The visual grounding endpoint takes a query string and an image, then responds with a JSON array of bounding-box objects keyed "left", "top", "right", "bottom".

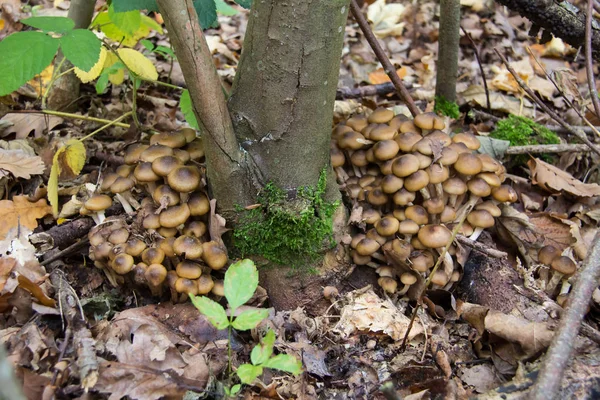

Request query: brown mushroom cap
[
  {"left": 414, "top": 112, "right": 445, "bottom": 131},
  {"left": 116, "top": 164, "right": 134, "bottom": 178},
  {"left": 440, "top": 206, "right": 457, "bottom": 223},
  {"left": 211, "top": 280, "right": 225, "bottom": 297},
  {"left": 85, "top": 194, "right": 112, "bottom": 212},
  {"left": 373, "top": 140, "right": 400, "bottom": 161},
  {"left": 153, "top": 185, "right": 180, "bottom": 207},
  {"left": 145, "top": 263, "right": 168, "bottom": 287},
  {"left": 378, "top": 276, "right": 398, "bottom": 293},
  {"left": 454, "top": 153, "right": 483, "bottom": 176},
  {"left": 376, "top": 265, "right": 394, "bottom": 278},
  {"left": 173, "top": 148, "right": 191, "bottom": 164},
  {"left": 150, "top": 131, "right": 187, "bottom": 148},
  {"left": 140, "top": 144, "right": 174, "bottom": 163},
  {"left": 418, "top": 224, "right": 452, "bottom": 248},
  {"left": 551, "top": 256, "right": 576, "bottom": 275},
  {"left": 467, "top": 178, "right": 492, "bottom": 198},
  {"left": 423, "top": 198, "right": 445, "bottom": 215},
  {"left": 395, "top": 132, "right": 423, "bottom": 152},
  {"left": 202, "top": 241, "right": 228, "bottom": 270},
  {"left": 375, "top": 216, "right": 400, "bottom": 236},
  {"left": 491, "top": 185, "right": 518, "bottom": 203},
  {"left": 185, "top": 139, "right": 205, "bottom": 160},
  {"left": 467, "top": 210, "right": 495, "bottom": 229},
  {"left": 173, "top": 235, "right": 203, "bottom": 259},
  {"left": 141, "top": 247, "right": 165, "bottom": 265},
  {"left": 428, "top": 130, "right": 452, "bottom": 146},
  {"left": 111, "top": 253, "right": 135, "bottom": 275},
  {"left": 393, "top": 188, "right": 416, "bottom": 206},
  {"left": 188, "top": 192, "right": 210, "bottom": 216},
  {"left": 475, "top": 201, "right": 501, "bottom": 217},
  {"left": 477, "top": 172, "right": 501, "bottom": 187},
  {"left": 159, "top": 203, "right": 191, "bottom": 228},
  {"left": 110, "top": 176, "right": 135, "bottom": 194},
  {"left": 181, "top": 127, "right": 197, "bottom": 143},
  {"left": 404, "top": 170, "right": 430, "bottom": 192},
  {"left": 167, "top": 166, "right": 201, "bottom": 193},
  {"left": 538, "top": 245, "right": 561, "bottom": 265},
  {"left": 323, "top": 286, "right": 339, "bottom": 299},
  {"left": 331, "top": 147, "right": 346, "bottom": 168},
  {"left": 399, "top": 219, "right": 420, "bottom": 236},
  {"left": 356, "top": 238, "right": 381, "bottom": 256},
  {"left": 100, "top": 173, "right": 120, "bottom": 192},
  {"left": 399, "top": 120, "right": 421, "bottom": 134},
  {"left": 405, "top": 205, "right": 429, "bottom": 225},
  {"left": 108, "top": 228, "right": 130, "bottom": 245},
  {"left": 392, "top": 154, "right": 420, "bottom": 178},
  {"left": 346, "top": 115, "right": 368, "bottom": 132},
  {"left": 158, "top": 227, "right": 178, "bottom": 238},
  {"left": 338, "top": 131, "right": 367, "bottom": 150},
  {"left": 452, "top": 133, "right": 480, "bottom": 150},
  {"left": 125, "top": 238, "right": 147, "bottom": 257},
  {"left": 443, "top": 177, "right": 467, "bottom": 196},
  {"left": 350, "top": 150, "right": 369, "bottom": 167},
  {"left": 176, "top": 261, "right": 203, "bottom": 280},
  {"left": 438, "top": 146, "right": 459, "bottom": 166},
  {"left": 427, "top": 164, "right": 449, "bottom": 184},
  {"left": 368, "top": 107, "right": 395, "bottom": 124},
  {"left": 370, "top": 124, "right": 397, "bottom": 141},
  {"left": 400, "top": 272, "right": 418, "bottom": 285},
  {"left": 197, "top": 275, "right": 215, "bottom": 294},
  {"left": 389, "top": 114, "right": 409, "bottom": 130},
  {"left": 362, "top": 208, "right": 381, "bottom": 224},
  {"left": 183, "top": 220, "right": 208, "bottom": 238},
  {"left": 412, "top": 137, "right": 435, "bottom": 155},
  {"left": 479, "top": 154, "right": 502, "bottom": 173},
  {"left": 410, "top": 251, "right": 435, "bottom": 272},
  {"left": 367, "top": 188, "right": 388, "bottom": 207},
  {"left": 143, "top": 213, "right": 161, "bottom": 230},
  {"left": 124, "top": 144, "right": 149, "bottom": 165},
  {"left": 412, "top": 152, "right": 433, "bottom": 169},
  {"left": 430, "top": 270, "right": 448, "bottom": 286},
  {"left": 152, "top": 155, "right": 182, "bottom": 177},
  {"left": 381, "top": 175, "right": 404, "bottom": 194},
  {"left": 134, "top": 162, "right": 160, "bottom": 183},
  {"left": 175, "top": 278, "right": 199, "bottom": 296}
]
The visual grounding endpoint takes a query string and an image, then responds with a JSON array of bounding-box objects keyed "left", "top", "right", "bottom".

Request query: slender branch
[
  {"left": 349, "top": 0, "right": 420, "bottom": 117},
  {"left": 505, "top": 143, "right": 590, "bottom": 154},
  {"left": 585, "top": 0, "right": 600, "bottom": 119},
  {"left": 531, "top": 232, "right": 600, "bottom": 400},
  {"left": 79, "top": 112, "right": 132, "bottom": 142},
  {"left": 461, "top": 26, "right": 490, "bottom": 112},
  {"left": 494, "top": 49, "right": 600, "bottom": 157},
  {"left": 335, "top": 82, "right": 414, "bottom": 100},
  {"left": 455, "top": 235, "right": 508, "bottom": 258},
  {"left": 11, "top": 109, "right": 130, "bottom": 128}
]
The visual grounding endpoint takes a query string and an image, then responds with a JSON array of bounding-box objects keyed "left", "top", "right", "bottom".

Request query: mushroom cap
[
  {"left": 125, "top": 238, "right": 147, "bottom": 257},
  {"left": 381, "top": 174, "right": 404, "bottom": 194},
  {"left": 159, "top": 203, "right": 191, "bottom": 228},
  {"left": 412, "top": 137, "right": 435, "bottom": 155},
  {"left": 538, "top": 245, "right": 560, "bottom": 265},
  {"left": 108, "top": 228, "right": 130, "bottom": 245},
  {"left": 423, "top": 198, "right": 445, "bottom": 215},
  {"left": 141, "top": 247, "right": 165, "bottom": 265},
  {"left": 399, "top": 219, "right": 420, "bottom": 235},
  {"left": 551, "top": 256, "right": 576, "bottom": 275},
  {"left": 150, "top": 131, "right": 187, "bottom": 148},
  {"left": 427, "top": 164, "right": 449, "bottom": 184},
  {"left": 185, "top": 139, "right": 205, "bottom": 160},
  {"left": 124, "top": 143, "right": 149, "bottom": 165},
  {"left": 111, "top": 253, "right": 135, "bottom": 275},
  {"left": 492, "top": 185, "right": 518, "bottom": 203},
  {"left": 197, "top": 275, "right": 215, "bottom": 294},
  {"left": 362, "top": 208, "right": 381, "bottom": 224},
  {"left": 331, "top": 146, "right": 346, "bottom": 168},
  {"left": 158, "top": 227, "right": 178, "bottom": 238},
  {"left": 143, "top": 213, "right": 161, "bottom": 230},
  {"left": 399, "top": 120, "right": 421, "bottom": 134},
  {"left": 477, "top": 172, "right": 502, "bottom": 187},
  {"left": 373, "top": 140, "right": 400, "bottom": 161},
  {"left": 467, "top": 178, "right": 492, "bottom": 197},
  {"left": 323, "top": 286, "right": 339, "bottom": 299},
  {"left": 479, "top": 154, "right": 502, "bottom": 173},
  {"left": 395, "top": 132, "right": 423, "bottom": 152},
  {"left": 438, "top": 147, "right": 459, "bottom": 166},
  {"left": 346, "top": 114, "right": 368, "bottom": 132},
  {"left": 188, "top": 192, "right": 210, "bottom": 216},
  {"left": 467, "top": 210, "right": 495, "bottom": 229},
  {"left": 173, "top": 148, "right": 191, "bottom": 164},
  {"left": 173, "top": 235, "right": 204, "bottom": 259},
  {"left": 452, "top": 133, "right": 480, "bottom": 150},
  {"left": 181, "top": 127, "right": 197, "bottom": 143},
  {"left": 338, "top": 131, "right": 367, "bottom": 150},
  {"left": 392, "top": 207, "right": 406, "bottom": 221},
  {"left": 85, "top": 194, "right": 112, "bottom": 211},
  {"left": 134, "top": 162, "right": 160, "bottom": 183},
  {"left": 212, "top": 280, "right": 225, "bottom": 297},
  {"left": 454, "top": 153, "right": 483, "bottom": 176},
  {"left": 368, "top": 107, "right": 395, "bottom": 124},
  {"left": 110, "top": 176, "right": 135, "bottom": 194},
  {"left": 116, "top": 164, "right": 134, "bottom": 178},
  {"left": 183, "top": 220, "right": 208, "bottom": 238},
  {"left": 153, "top": 185, "right": 180, "bottom": 207},
  {"left": 418, "top": 224, "right": 452, "bottom": 248},
  {"left": 376, "top": 265, "right": 394, "bottom": 278},
  {"left": 100, "top": 173, "right": 120, "bottom": 192},
  {"left": 152, "top": 155, "right": 182, "bottom": 177},
  {"left": 413, "top": 152, "right": 433, "bottom": 169},
  {"left": 443, "top": 177, "right": 467, "bottom": 196},
  {"left": 366, "top": 188, "right": 388, "bottom": 207},
  {"left": 414, "top": 112, "right": 445, "bottom": 130},
  {"left": 370, "top": 124, "right": 397, "bottom": 141},
  {"left": 400, "top": 272, "right": 418, "bottom": 285},
  {"left": 440, "top": 206, "right": 457, "bottom": 223},
  {"left": 350, "top": 150, "right": 369, "bottom": 167},
  {"left": 358, "top": 174, "right": 377, "bottom": 188},
  {"left": 158, "top": 237, "right": 177, "bottom": 257},
  {"left": 140, "top": 144, "right": 174, "bottom": 163},
  {"left": 389, "top": 114, "right": 409, "bottom": 130},
  {"left": 366, "top": 228, "right": 388, "bottom": 245},
  {"left": 427, "top": 130, "right": 452, "bottom": 146},
  {"left": 378, "top": 277, "right": 398, "bottom": 293},
  {"left": 475, "top": 201, "right": 501, "bottom": 217},
  {"left": 175, "top": 278, "right": 199, "bottom": 295},
  {"left": 393, "top": 188, "right": 416, "bottom": 206},
  {"left": 430, "top": 270, "right": 448, "bottom": 286},
  {"left": 167, "top": 166, "right": 201, "bottom": 193},
  {"left": 356, "top": 238, "right": 381, "bottom": 256},
  {"left": 390, "top": 238, "right": 412, "bottom": 260},
  {"left": 392, "top": 154, "right": 420, "bottom": 178},
  {"left": 404, "top": 170, "right": 430, "bottom": 192},
  {"left": 202, "top": 241, "right": 228, "bottom": 270},
  {"left": 176, "top": 261, "right": 203, "bottom": 280},
  {"left": 410, "top": 251, "right": 435, "bottom": 272},
  {"left": 375, "top": 216, "right": 400, "bottom": 236},
  {"left": 405, "top": 205, "right": 429, "bottom": 225}
]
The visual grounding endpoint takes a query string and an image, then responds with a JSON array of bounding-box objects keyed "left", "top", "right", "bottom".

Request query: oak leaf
[
  {"left": 0, "top": 196, "right": 51, "bottom": 240},
  {"left": 528, "top": 158, "right": 600, "bottom": 197},
  {"left": 0, "top": 148, "right": 45, "bottom": 179}
]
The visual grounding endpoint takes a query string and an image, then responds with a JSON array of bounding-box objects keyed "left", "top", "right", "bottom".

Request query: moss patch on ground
[
  {"left": 233, "top": 170, "right": 339, "bottom": 267},
  {"left": 434, "top": 96, "right": 460, "bottom": 119}
]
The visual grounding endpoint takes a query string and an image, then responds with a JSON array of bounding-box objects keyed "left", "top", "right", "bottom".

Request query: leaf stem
[
  {"left": 16, "top": 109, "right": 131, "bottom": 128},
  {"left": 42, "top": 56, "right": 68, "bottom": 108},
  {"left": 78, "top": 111, "right": 132, "bottom": 142}
]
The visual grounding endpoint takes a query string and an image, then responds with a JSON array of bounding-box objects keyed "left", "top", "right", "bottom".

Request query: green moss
[
  {"left": 233, "top": 170, "right": 339, "bottom": 267},
  {"left": 434, "top": 96, "right": 460, "bottom": 119}
]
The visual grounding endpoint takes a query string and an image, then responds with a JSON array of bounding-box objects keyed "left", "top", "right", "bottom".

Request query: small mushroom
[{"left": 84, "top": 194, "right": 112, "bottom": 224}]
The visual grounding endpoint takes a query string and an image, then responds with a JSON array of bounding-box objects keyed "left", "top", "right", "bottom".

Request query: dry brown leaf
[
  {"left": 0, "top": 257, "right": 16, "bottom": 292},
  {"left": 461, "top": 84, "right": 534, "bottom": 117},
  {"left": 0, "top": 149, "right": 45, "bottom": 179},
  {"left": 528, "top": 158, "right": 600, "bottom": 197},
  {"left": 368, "top": 67, "right": 407, "bottom": 84},
  {"left": 0, "top": 113, "right": 63, "bottom": 138},
  {"left": 0, "top": 196, "right": 51, "bottom": 241}
]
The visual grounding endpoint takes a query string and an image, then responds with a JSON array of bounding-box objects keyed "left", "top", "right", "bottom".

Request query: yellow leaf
[
  {"left": 0, "top": 196, "right": 52, "bottom": 240},
  {"left": 117, "top": 48, "right": 158, "bottom": 81},
  {"left": 75, "top": 46, "right": 107, "bottom": 83},
  {"left": 27, "top": 64, "right": 54, "bottom": 96},
  {"left": 0, "top": 19, "right": 5, "bottom": 31},
  {"left": 109, "top": 68, "right": 125, "bottom": 85},
  {"left": 48, "top": 147, "right": 63, "bottom": 217},
  {"left": 47, "top": 140, "right": 86, "bottom": 217},
  {"left": 61, "top": 139, "right": 86, "bottom": 175}
]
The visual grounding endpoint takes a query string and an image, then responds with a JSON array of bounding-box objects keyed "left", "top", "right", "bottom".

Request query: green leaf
[
  {"left": 112, "top": 0, "right": 159, "bottom": 12},
  {"left": 250, "top": 329, "right": 275, "bottom": 365},
  {"left": 21, "top": 16, "right": 74, "bottom": 33},
  {"left": 230, "top": 384, "right": 241, "bottom": 395},
  {"left": 234, "top": 0, "right": 252, "bottom": 9},
  {"left": 193, "top": 0, "right": 218, "bottom": 29},
  {"left": 236, "top": 364, "right": 263, "bottom": 384},
  {"left": 59, "top": 29, "right": 101, "bottom": 72},
  {"left": 189, "top": 295, "right": 229, "bottom": 329},
  {"left": 140, "top": 39, "right": 154, "bottom": 51},
  {"left": 108, "top": 4, "right": 142, "bottom": 36},
  {"left": 95, "top": 73, "right": 109, "bottom": 94},
  {"left": 224, "top": 259, "right": 258, "bottom": 311},
  {"left": 180, "top": 90, "right": 199, "bottom": 130},
  {"left": 0, "top": 32, "right": 59, "bottom": 96},
  {"left": 232, "top": 309, "right": 269, "bottom": 331},
  {"left": 262, "top": 354, "right": 302, "bottom": 375},
  {"left": 215, "top": 0, "right": 238, "bottom": 16}
]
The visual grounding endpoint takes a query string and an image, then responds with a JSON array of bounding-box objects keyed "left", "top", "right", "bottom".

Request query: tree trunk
[{"left": 435, "top": 0, "right": 460, "bottom": 103}]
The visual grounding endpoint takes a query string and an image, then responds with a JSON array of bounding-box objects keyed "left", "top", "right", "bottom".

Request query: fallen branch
[
  {"left": 335, "top": 82, "right": 411, "bottom": 99},
  {"left": 505, "top": 143, "right": 590, "bottom": 154},
  {"left": 350, "top": 0, "right": 420, "bottom": 117},
  {"left": 455, "top": 235, "right": 508, "bottom": 258},
  {"left": 531, "top": 231, "right": 600, "bottom": 399},
  {"left": 585, "top": 0, "right": 600, "bottom": 119}
]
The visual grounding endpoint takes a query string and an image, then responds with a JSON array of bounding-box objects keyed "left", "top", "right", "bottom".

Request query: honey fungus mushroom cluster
[
  {"left": 84, "top": 128, "right": 228, "bottom": 300},
  {"left": 332, "top": 109, "right": 518, "bottom": 293},
  {"left": 537, "top": 245, "right": 578, "bottom": 306}
]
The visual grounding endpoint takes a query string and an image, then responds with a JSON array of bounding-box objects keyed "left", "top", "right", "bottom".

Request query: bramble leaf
[
  {"left": 180, "top": 90, "right": 199, "bottom": 129},
  {"left": 117, "top": 48, "right": 158, "bottom": 80},
  {"left": 112, "top": 0, "right": 159, "bottom": 12},
  {"left": 250, "top": 329, "right": 275, "bottom": 365},
  {"left": 60, "top": 29, "right": 102, "bottom": 72},
  {"left": 108, "top": 5, "right": 142, "bottom": 36},
  {"left": 74, "top": 46, "right": 107, "bottom": 83},
  {"left": 190, "top": 294, "right": 229, "bottom": 329},
  {"left": 224, "top": 259, "right": 258, "bottom": 311},
  {"left": 232, "top": 308, "right": 269, "bottom": 331},
  {"left": 235, "top": 0, "right": 252, "bottom": 9},
  {"left": 21, "top": 16, "right": 74, "bottom": 33},
  {"left": 236, "top": 364, "right": 262, "bottom": 384},
  {"left": 194, "top": 0, "right": 218, "bottom": 29},
  {"left": 262, "top": 354, "right": 302, "bottom": 375},
  {"left": 215, "top": 0, "right": 238, "bottom": 16},
  {"left": 0, "top": 32, "right": 59, "bottom": 96}
]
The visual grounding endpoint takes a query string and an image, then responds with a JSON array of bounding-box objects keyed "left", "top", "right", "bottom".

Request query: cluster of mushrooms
[
  {"left": 537, "top": 245, "right": 577, "bottom": 307},
  {"left": 81, "top": 128, "right": 228, "bottom": 301},
  {"left": 332, "top": 109, "right": 518, "bottom": 294}
]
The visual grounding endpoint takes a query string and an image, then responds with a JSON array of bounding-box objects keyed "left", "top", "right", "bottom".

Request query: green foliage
[
  {"left": 112, "top": 0, "right": 159, "bottom": 12},
  {"left": 190, "top": 259, "right": 302, "bottom": 393},
  {"left": 434, "top": 96, "right": 460, "bottom": 119},
  {"left": 108, "top": 5, "right": 142, "bottom": 36},
  {"left": 21, "top": 16, "right": 75, "bottom": 33},
  {"left": 180, "top": 90, "right": 200, "bottom": 129},
  {"left": 194, "top": 0, "right": 218, "bottom": 29},
  {"left": 233, "top": 170, "right": 338, "bottom": 266},
  {"left": 141, "top": 39, "right": 176, "bottom": 59},
  {"left": 59, "top": 30, "right": 102, "bottom": 71},
  {"left": 215, "top": 0, "right": 239, "bottom": 16},
  {"left": 490, "top": 114, "right": 559, "bottom": 146},
  {"left": 235, "top": 0, "right": 252, "bottom": 9}
]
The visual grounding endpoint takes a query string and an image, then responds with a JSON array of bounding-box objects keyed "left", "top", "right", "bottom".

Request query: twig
[
  {"left": 461, "top": 26, "right": 490, "bottom": 112},
  {"left": 546, "top": 125, "right": 597, "bottom": 135},
  {"left": 531, "top": 231, "right": 600, "bottom": 400},
  {"left": 505, "top": 143, "right": 590, "bottom": 154},
  {"left": 586, "top": 0, "right": 600, "bottom": 119},
  {"left": 335, "top": 82, "right": 413, "bottom": 100},
  {"left": 349, "top": 0, "right": 420, "bottom": 117},
  {"left": 93, "top": 151, "right": 126, "bottom": 166},
  {"left": 10, "top": 109, "right": 131, "bottom": 128},
  {"left": 494, "top": 49, "right": 600, "bottom": 157},
  {"left": 41, "top": 238, "right": 89, "bottom": 266},
  {"left": 455, "top": 235, "right": 508, "bottom": 258}
]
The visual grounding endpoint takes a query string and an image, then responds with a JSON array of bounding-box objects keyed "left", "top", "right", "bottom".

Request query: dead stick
[
  {"left": 461, "top": 26, "right": 490, "bottom": 112},
  {"left": 531, "top": 231, "right": 600, "bottom": 400},
  {"left": 455, "top": 235, "right": 507, "bottom": 258},
  {"left": 350, "top": 0, "right": 420, "bottom": 117},
  {"left": 494, "top": 49, "right": 600, "bottom": 157},
  {"left": 505, "top": 144, "right": 590, "bottom": 154},
  {"left": 586, "top": 0, "right": 600, "bottom": 119},
  {"left": 336, "top": 82, "right": 413, "bottom": 99}
]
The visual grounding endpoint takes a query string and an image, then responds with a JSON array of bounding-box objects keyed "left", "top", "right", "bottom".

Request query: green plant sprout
[
  {"left": 434, "top": 95, "right": 460, "bottom": 119},
  {"left": 190, "top": 259, "right": 302, "bottom": 397}
]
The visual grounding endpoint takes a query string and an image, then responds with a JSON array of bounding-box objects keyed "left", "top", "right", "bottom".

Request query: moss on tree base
[{"left": 233, "top": 170, "right": 339, "bottom": 267}]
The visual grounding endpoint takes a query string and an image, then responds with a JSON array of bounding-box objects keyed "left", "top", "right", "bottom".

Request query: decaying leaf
[
  {"left": 48, "top": 139, "right": 87, "bottom": 216},
  {"left": 0, "top": 148, "right": 45, "bottom": 179},
  {"left": 0, "top": 196, "right": 51, "bottom": 241},
  {"left": 0, "top": 113, "right": 63, "bottom": 138},
  {"left": 528, "top": 158, "right": 600, "bottom": 197},
  {"left": 209, "top": 198, "right": 229, "bottom": 247},
  {"left": 367, "top": 0, "right": 407, "bottom": 37},
  {"left": 461, "top": 84, "right": 534, "bottom": 117}
]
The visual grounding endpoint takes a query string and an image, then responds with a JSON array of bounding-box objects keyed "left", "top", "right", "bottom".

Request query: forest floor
[{"left": 1, "top": 0, "right": 600, "bottom": 399}]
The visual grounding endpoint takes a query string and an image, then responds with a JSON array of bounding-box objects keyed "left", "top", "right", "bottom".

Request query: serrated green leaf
[
  {"left": 262, "top": 354, "right": 302, "bottom": 375},
  {"left": 224, "top": 259, "right": 258, "bottom": 311},
  {"left": 232, "top": 309, "right": 269, "bottom": 331},
  {"left": 215, "top": 0, "right": 238, "bottom": 16},
  {"left": 140, "top": 39, "right": 154, "bottom": 51},
  {"left": 190, "top": 294, "right": 229, "bottom": 329},
  {"left": 180, "top": 90, "right": 199, "bottom": 130},
  {"left": 0, "top": 32, "right": 59, "bottom": 96},
  {"left": 234, "top": 0, "right": 252, "bottom": 9},
  {"left": 230, "top": 384, "right": 241, "bottom": 395},
  {"left": 250, "top": 329, "right": 275, "bottom": 365},
  {"left": 21, "top": 16, "right": 75, "bottom": 33},
  {"left": 194, "top": 0, "right": 218, "bottom": 29},
  {"left": 112, "top": 0, "right": 159, "bottom": 12},
  {"left": 96, "top": 73, "right": 109, "bottom": 94},
  {"left": 108, "top": 4, "right": 142, "bottom": 36},
  {"left": 236, "top": 364, "right": 262, "bottom": 384},
  {"left": 60, "top": 29, "right": 101, "bottom": 71},
  {"left": 140, "top": 14, "right": 163, "bottom": 34}
]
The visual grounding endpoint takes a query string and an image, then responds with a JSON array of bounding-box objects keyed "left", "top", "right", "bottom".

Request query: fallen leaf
[
  {"left": 368, "top": 67, "right": 407, "bottom": 84},
  {"left": 0, "top": 196, "right": 52, "bottom": 241},
  {"left": 0, "top": 149, "right": 45, "bottom": 179},
  {"left": 461, "top": 85, "right": 534, "bottom": 117},
  {"left": 0, "top": 113, "right": 63, "bottom": 138},
  {"left": 528, "top": 158, "right": 600, "bottom": 197}
]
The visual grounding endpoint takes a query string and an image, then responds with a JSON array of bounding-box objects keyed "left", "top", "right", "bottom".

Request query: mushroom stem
[
  {"left": 454, "top": 196, "right": 479, "bottom": 223},
  {"left": 334, "top": 167, "right": 350, "bottom": 183},
  {"left": 115, "top": 193, "right": 135, "bottom": 214},
  {"left": 397, "top": 284, "right": 411, "bottom": 296},
  {"left": 419, "top": 187, "right": 431, "bottom": 200},
  {"left": 91, "top": 213, "right": 102, "bottom": 225},
  {"left": 469, "top": 227, "right": 484, "bottom": 242},
  {"left": 546, "top": 272, "right": 564, "bottom": 294}
]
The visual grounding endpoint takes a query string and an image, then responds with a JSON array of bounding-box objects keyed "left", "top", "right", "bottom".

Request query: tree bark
[{"left": 435, "top": 0, "right": 460, "bottom": 103}]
